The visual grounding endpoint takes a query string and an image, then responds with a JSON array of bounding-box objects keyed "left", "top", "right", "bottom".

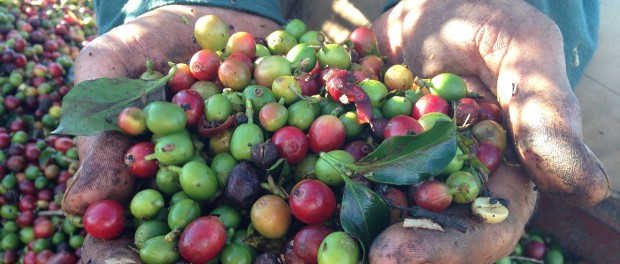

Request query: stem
[
  {"left": 465, "top": 91, "right": 484, "bottom": 98},
  {"left": 305, "top": 94, "right": 322, "bottom": 104},
  {"left": 165, "top": 227, "right": 181, "bottom": 242},
  {"left": 192, "top": 136, "right": 205, "bottom": 151},
  {"left": 288, "top": 82, "right": 306, "bottom": 101},
  {"left": 260, "top": 175, "right": 289, "bottom": 200},
  {"left": 144, "top": 153, "right": 157, "bottom": 161},
  {"left": 448, "top": 183, "right": 473, "bottom": 197},
  {"left": 382, "top": 198, "right": 469, "bottom": 233},
  {"left": 307, "top": 44, "right": 324, "bottom": 50},
  {"left": 343, "top": 39, "right": 354, "bottom": 49},
  {"left": 154, "top": 199, "right": 165, "bottom": 208},
  {"left": 371, "top": 44, "right": 381, "bottom": 57},
  {"left": 65, "top": 215, "right": 84, "bottom": 227},
  {"left": 472, "top": 163, "right": 491, "bottom": 197},
  {"left": 291, "top": 62, "right": 303, "bottom": 74},
  {"left": 448, "top": 187, "right": 461, "bottom": 196},
  {"left": 165, "top": 165, "right": 183, "bottom": 174},
  {"left": 181, "top": 15, "right": 190, "bottom": 26},
  {"left": 61, "top": 156, "right": 78, "bottom": 163},
  {"left": 220, "top": 51, "right": 230, "bottom": 59},
  {"left": 245, "top": 98, "right": 254, "bottom": 124},
  {"left": 413, "top": 77, "right": 432, "bottom": 92},
  {"left": 456, "top": 133, "right": 491, "bottom": 196},
  {"left": 456, "top": 154, "right": 470, "bottom": 161},
  {"left": 65, "top": 9, "right": 83, "bottom": 26},
  {"left": 145, "top": 58, "right": 154, "bottom": 75},
  {"left": 129, "top": 245, "right": 140, "bottom": 255},
  {"left": 509, "top": 256, "right": 543, "bottom": 264},
  {"left": 457, "top": 131, "right": 476, "bottom": 155},
  {"left": 149, "top": 62, "right": 177, "bottom": 93},
  {"left": 226, "top": 228, "right": 235, "bottom": 245},
  {"left": 38, "top": 210, "right": 65, "bottom": 216},
  {"left": 318, "top": 152, "right": 354, "bottom": 179},
  {"left": 330, "top": 107, "right": 343, "bottom": 117},
  {"left": 452, "top": 100, "right": 471, "bottom": 129}
]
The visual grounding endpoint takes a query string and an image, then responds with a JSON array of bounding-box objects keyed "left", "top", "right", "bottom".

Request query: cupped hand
[
  {"left": 372, "top": 0, "right": 610, "bottom": 207},
  {"left": 61, "top": 5, "right": 279, "bottom": 263},
  {"left": 368, "top": 0, "right": 611, "bottom": 263},
  {"left": 371, "top": 77, "right": 537, "bottom": 264},
  {"left": 63, "top": 5, "right": 279, "bottom": 216}
]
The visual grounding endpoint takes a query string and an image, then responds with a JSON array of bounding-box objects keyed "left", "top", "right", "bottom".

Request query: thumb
[
  {"left": 492, "top": 9, "right": 611, "bottom": 207},
  {"left": 80, "top": 235, "right": 141, "bottom": 264},
  {"left": 370, "top": 161, "right": 537, "bottom": 264},
  {"left": 62, "top": 131, "right": 136, "bottom": 215}
]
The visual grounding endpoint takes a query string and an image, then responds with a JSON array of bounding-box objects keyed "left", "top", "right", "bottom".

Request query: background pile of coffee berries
[
  {"left": 495, "top": 227, "right": 583, "bottom": 264},
  {"left": 1, "top": 0, "right": 97, "bottom": 263}
]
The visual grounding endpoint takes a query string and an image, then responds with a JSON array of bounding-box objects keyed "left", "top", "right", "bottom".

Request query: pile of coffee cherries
[
  {"left": 1, "top": 0, "right": 97, "bottom": 263},
  {"left": 495, "top": 227, "right": 581, "bottom": 264}
]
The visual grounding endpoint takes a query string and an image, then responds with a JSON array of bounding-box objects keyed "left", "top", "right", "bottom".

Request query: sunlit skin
[
  {"left": 374, "top": 0, "right": 609, "bottom": 206},
  {"left": 368, "top": 1, "right": 609, "bottom": 263}
]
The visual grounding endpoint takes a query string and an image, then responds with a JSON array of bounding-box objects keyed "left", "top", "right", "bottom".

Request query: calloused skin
[
  {"left": 368, "top": 1, "right": 610, "bottom": 263},
  {"left": 372, "top": 0, "right": 610, "bottom": 208},
  {"left": 64, "top": 1, "right": 611, "bottom": 264},
  {"left": 64, "top": 6, "right": 280, "bottom": 216}
]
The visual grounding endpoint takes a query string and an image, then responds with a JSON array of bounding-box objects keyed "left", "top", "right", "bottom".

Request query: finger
[
  {"left": 47, "top": 251, "right": 78, "bottom": 264},
  {"left": 80, "top": 235, "right": 141, "bottom": 264},
  {"left": 62, "top": 131, "right": 135, "bottom": 215},
  {"left": 74, "top": 5, "right": 280, "bottom": 82},
  {"left": 372, "top": 0, "right": 610, "bottom": 207},
  {"left": 370, "top": 162, "right": 537, "bottom": 264},
  {"left": 488, "top": 10, "right": 611, "bottom": 207}
]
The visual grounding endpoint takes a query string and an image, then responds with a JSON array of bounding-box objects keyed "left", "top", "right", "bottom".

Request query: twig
[
  {"left": 260, "top": 175, "right": 289, "bottom": 200},
  {"left": 478, "top": 168, "right": 491, "bottom": 197},
  {"left": 509, "top": 256, "right": 543, "bottom": 264},
  {"left": 38, "top": 210, "right": 65, "bottom": 216},
  {"left": 382, "top": 198, "right": 469, "bottom": 233}
]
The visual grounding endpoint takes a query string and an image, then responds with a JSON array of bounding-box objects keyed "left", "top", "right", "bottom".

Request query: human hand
[
  {"left": 371, "top": 0, "right": 610, "bottom": 207},
  {"left": 60, "top": 5, "right": 279, "bottom": 263},
  {"left": 368, "top": 0, "right": 611, "bottom": 263},
  {"left": 63, "top": 4, "right": 279, "bottom": 215},
  {"left": 370, "top": 78, "right": 537, "bottom": 264}
]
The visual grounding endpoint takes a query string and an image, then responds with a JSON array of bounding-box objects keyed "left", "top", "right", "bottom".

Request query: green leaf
[
  {"left": 21, "top": 115, "right": 35, "bottom": 134},
  {"left": 52, "top": 64, "right": 175, "bottom": 136},
  {"left": 353, "top": 119, "right": 457, "bottom": 185},
  {"left": 340, "top": 178, "right": 390, "bottom": 253},
  {"left": 39, "top": 149, "right": 52, "bottom": 167},
  {"left": 1, "top": 112, "right": 17, "bottom": 129}
]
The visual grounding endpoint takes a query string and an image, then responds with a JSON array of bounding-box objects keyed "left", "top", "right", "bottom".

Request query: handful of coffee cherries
[{"left": 73, "top": 15, "right": 511, "bottom": 264}]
